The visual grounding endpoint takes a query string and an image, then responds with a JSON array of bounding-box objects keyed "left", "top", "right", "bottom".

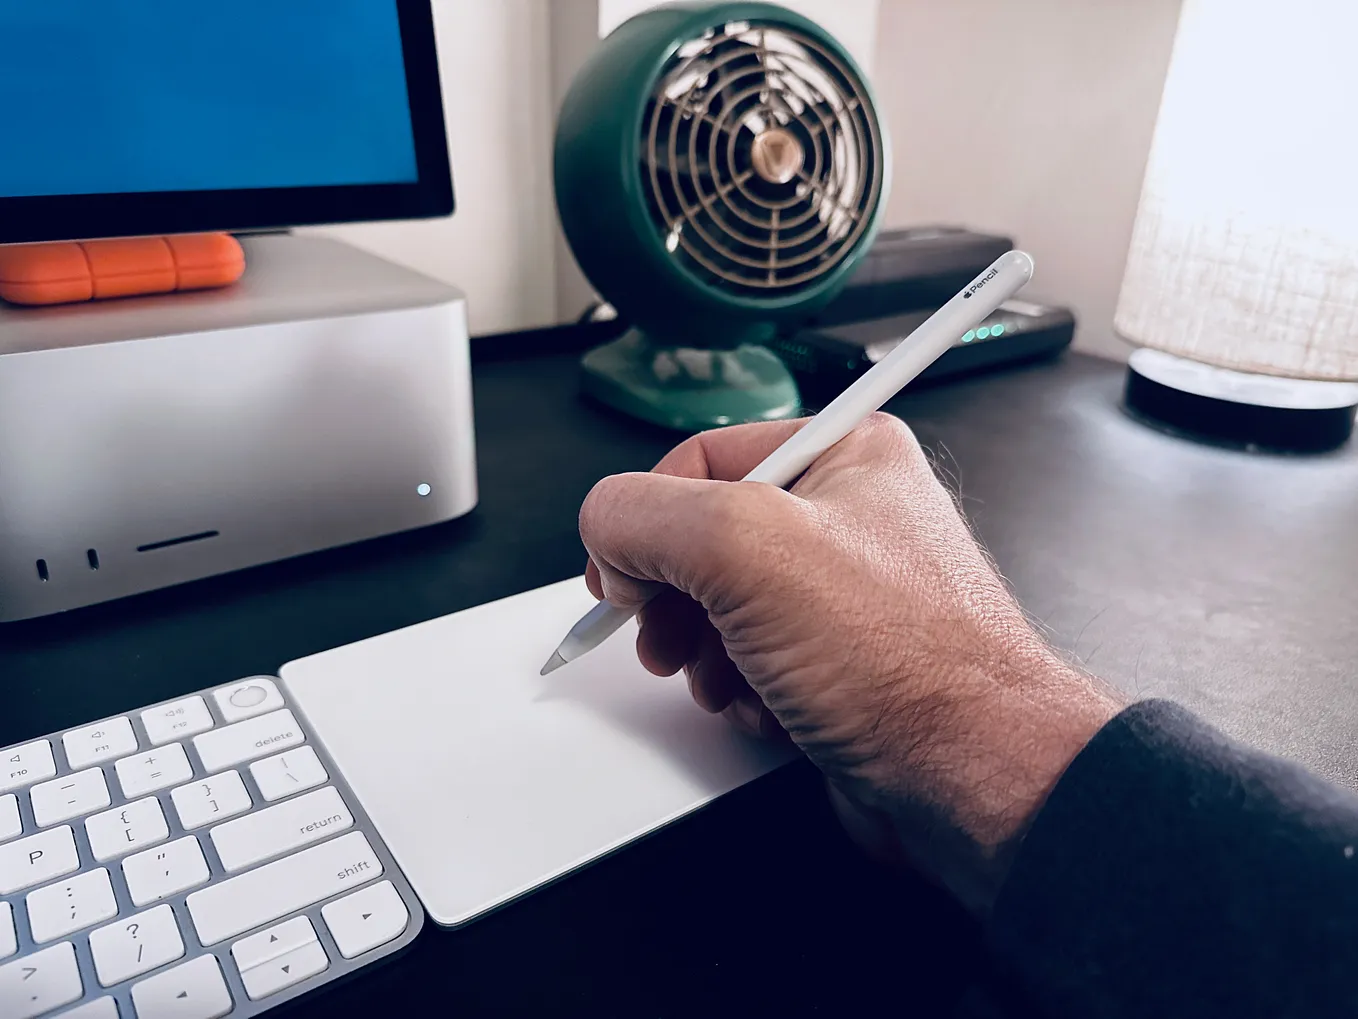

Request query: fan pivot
[{"left": 750, "top": 127, "right": 803, "bottom": 185}]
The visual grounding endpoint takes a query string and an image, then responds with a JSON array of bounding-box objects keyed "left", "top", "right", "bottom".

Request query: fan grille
[{"left": 641, "top": 19, "right": 882, "bottom": 296}]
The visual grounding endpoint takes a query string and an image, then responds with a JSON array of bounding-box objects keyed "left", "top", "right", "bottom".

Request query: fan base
[{"left": 581, "top": 329, "right": 802, "bottom": 432}]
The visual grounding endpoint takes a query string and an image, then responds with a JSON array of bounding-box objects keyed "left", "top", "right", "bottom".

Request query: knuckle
[
  {"left": 862, "top": 411, "right": 918, "bottom": 447},
  {"left": 839, "top": 412, "right": 924, "bottom": 465}
]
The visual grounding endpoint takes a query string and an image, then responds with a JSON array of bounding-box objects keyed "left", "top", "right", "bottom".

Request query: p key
[{"left": 0, "top": 826, "right": 79, "bottom": 894}]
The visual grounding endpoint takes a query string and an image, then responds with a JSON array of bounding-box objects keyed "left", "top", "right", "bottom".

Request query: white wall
[
  {"left": 307, "top": 0, "right": 557, "bottom": 337},
  {"left": 874, "top": 0, "right": 1183, "bottom": 360},
  {"left": 548, "top": 0, "right": 605, "bottom": 325}
]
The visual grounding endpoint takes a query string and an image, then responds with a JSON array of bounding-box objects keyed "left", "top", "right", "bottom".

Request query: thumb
[{"left": 579, "top": 470, "right": 792, "bottom": 613}]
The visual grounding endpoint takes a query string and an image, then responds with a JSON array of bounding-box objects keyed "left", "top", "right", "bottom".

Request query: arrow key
[
  {"left": 131, "top": 954, "right": 231, "bottom": 1018},
  {"left": 239, "top": 940, "right": 328, "bottom": 1000},
  {"left": 321, "top": 879, "right": 409, "bottom": 959},
  {"left": 231, "top": 914, "right": 317, "bottom": 973}
]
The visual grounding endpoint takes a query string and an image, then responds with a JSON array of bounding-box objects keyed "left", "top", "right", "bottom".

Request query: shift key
[
  {"left": 187, "top": 831, "right": 383, "bottom": 945},
  {"left": 194, "top": 709, "right": 304, "bottom": 772}
]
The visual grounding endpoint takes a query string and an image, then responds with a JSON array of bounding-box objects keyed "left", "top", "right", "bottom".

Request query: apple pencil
[{"left": 540, "top": 249, "right": 1036, "bottom": 676}]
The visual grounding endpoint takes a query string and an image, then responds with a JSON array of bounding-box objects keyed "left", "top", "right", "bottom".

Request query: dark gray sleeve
[{"left": 987, "top": 699, "right": 1358, "bottom": 1019}]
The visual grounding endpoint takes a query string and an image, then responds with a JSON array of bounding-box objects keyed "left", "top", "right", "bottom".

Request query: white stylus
[{"left": 540, "top": 249, "right": 1036, "bottom": 676}]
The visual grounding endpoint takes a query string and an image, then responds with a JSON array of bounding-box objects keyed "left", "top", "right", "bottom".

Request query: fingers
[
  {"left": 722, "top": 689, "right": 790, "bottom": 743},
  {"left": 651, "top": 418, "right": 811, "bottom": 482},
  {"left": 635, "top": 587, "right": 706, "bottom": 676},
  {"left": 685, "top": 624, "right": 745, "bottom": 712},
  {"left": 581, "top": 419, "right": 809, "bottom": 611},
  {"left": 579, "top": 469, "right": 796, "bottom": 610},
  {"left": 637, "top": 590, "right": 782, "bottom": 745},
  {"left": 583, "top": 414, "right": 924, "bottom": 611},
  {"left": 584, "top": 557, "right": 603, "bottom": 600},
  {"left": 683, "top": 624, "right": 788, "bottom": 743},
  {"left": 633, "top": 584, "right": 784, "bottom": 743}
]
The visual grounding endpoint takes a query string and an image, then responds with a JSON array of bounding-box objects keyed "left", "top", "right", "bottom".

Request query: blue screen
[{"left": 0, "top": 1, "right": 419, "bottom": 198}]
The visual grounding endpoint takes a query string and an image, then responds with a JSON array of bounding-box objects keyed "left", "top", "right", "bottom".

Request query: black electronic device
[
  {"left": 769, "top": 299, "right": 1075, "bottom": 404},
  {"left": 803, "top": 225, "right": 1014, "bottom": 326},
  {"left": 570, "top": 223, "right": 1056, "bottom": 398}
]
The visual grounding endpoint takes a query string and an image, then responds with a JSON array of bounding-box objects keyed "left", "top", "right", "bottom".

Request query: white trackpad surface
[{"left": 279, "top": 578, "right": 795, "bottom": 927}]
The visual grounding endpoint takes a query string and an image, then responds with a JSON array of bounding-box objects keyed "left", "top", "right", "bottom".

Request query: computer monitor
[{"left": 0, "top": 0, "right": 452, "bottom": 244}]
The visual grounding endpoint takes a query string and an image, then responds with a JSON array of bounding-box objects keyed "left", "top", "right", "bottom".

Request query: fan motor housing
[{"left": 555, "top": 1, "right": 890, "bottom": 347}]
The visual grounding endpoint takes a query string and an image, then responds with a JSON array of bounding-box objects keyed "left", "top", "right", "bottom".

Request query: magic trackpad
[{"left": 279, "top": 577, "right": 795, "bottom": 927}]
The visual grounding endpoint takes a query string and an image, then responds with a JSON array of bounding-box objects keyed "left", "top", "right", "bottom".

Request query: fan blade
[{"left": 698, "top": 37, "right": 766, "bottom": 120}]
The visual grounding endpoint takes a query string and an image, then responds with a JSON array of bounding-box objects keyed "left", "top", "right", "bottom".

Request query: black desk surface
[{"left": 4, "top": 347, "right": 1357, "bottom": 1016}]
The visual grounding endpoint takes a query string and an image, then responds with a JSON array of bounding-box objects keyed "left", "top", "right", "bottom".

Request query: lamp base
[
  {"left": 1124, "top": 349, "right": 1358, "bottom": 453},
  {"left": 580, "top": 328, "right": 801, "bottom": 432}
]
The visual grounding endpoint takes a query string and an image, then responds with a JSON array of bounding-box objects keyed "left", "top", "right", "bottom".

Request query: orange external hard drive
[{"left": 0, "top": 233, "right": 245, "bottom": 305}]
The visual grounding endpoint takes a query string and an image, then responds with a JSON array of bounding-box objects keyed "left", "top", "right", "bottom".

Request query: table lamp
[{"left": 1115, "top": 0, "right": 1358, "bottom": 453}]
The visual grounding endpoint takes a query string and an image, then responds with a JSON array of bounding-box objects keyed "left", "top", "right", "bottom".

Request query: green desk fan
[{"left": 554, "top": 1, "right": 889, "bottom": 431}]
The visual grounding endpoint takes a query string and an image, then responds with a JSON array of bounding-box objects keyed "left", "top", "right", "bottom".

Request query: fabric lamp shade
[{"left": 1114, "top": 0, "right": 1358, "bottom": 382}]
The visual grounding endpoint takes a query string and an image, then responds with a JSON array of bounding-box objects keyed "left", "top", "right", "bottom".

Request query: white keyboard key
[
  {"left": 90, "top": 903, "right": 185, "bottom": 986},
  {"left": 130, "top": 954, "right": 232, "bottom": 1019},
  {"left": 211, "top": 786, "right": 353, "bottom": 873},
  {"left": 193, "top": 709, "right": 304, "bottom": 773},
  {"left": 86, "top": 797, "right": 169, "bottom": 862},
  {"left": 0, "top": 794, "right": 20, "bottom": 841},
  {"left": 322, "top": 879, "right": 410, "bottom": 959},
  {"left": 1, "top": 740, "right": 56, "bottom": 794},
  {"left": 115, "top": 743, "right": 193, "bottom": 799},
  {"left": 26, "top": 867, "right": 118, "bottom": 942},
  {"left": 188, "top": 830, "right": 383, "bottom": 945},
  {"left": 64, "top": 997, "right": 120, "bottom": 1018},
  {"left": 141, "top": 696, "right": 215, "bottom": 747},
  {"left": 231, "top": 915, "right": 317, "bottom": 972},
  {"left": 171, "top": 771, "right": 252, "bottom": 830},
  {"left": 62, "top": 717, "right": 138, "bottom": 770},
  {"left": 0, "top": 826, "right": 79, "bottom": 893},
  {"left": 0, "top": 902, "right": 14, "bottom": 959},
  {"left": 250, "top": 746, "right": 328, "bottom": 802},
  {"left": 239, "top": 940, "right": 328, "bottom": 1001},
  {"left": 213, "top": 677, "right": 285, "bottom": 724},
  {"left": 0, "top": 941, "right": 83, "bottom": 1018},
  {"left": 30, "top": 768, "right": 111, "bottom": 827},
  {"left": 123, "top": 836, "right": 210, "bottom": 907}
]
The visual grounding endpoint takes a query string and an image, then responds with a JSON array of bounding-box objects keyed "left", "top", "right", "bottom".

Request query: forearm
[{"left": 988, "top": 700, "right": 1358, "bottom": 1018}]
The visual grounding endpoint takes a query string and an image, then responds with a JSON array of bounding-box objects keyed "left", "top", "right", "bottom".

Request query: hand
[{"left": 579, "top": 414, "right": 1124, "bottom": 913}]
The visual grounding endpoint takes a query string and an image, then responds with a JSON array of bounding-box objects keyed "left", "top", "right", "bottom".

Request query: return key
[{"left": 210, "top": 786, "right": 353, "bottom": 872}]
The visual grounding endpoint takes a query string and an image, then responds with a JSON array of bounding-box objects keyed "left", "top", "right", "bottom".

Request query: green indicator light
[
  {"left": 962, "top": 329, "right": 976, "bottom": 343},
  {"left": 991, "top": 322, "right": 1006, "bottom": 336},
  {"left": 976, "top": 326, "right": 991, "bottom": 339}
]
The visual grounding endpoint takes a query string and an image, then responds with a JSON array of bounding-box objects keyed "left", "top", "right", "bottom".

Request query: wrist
[
  {"left": 963, "top": 665, "right": 1123, "bottom": 904},
  {"left": 873, "top": 651, "right": 1124, "bottom": 913}
]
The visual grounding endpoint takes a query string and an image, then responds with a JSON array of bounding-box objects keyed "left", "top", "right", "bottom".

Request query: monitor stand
[{"left": 0, "top": 235, "right": 477, "bottom": 621}]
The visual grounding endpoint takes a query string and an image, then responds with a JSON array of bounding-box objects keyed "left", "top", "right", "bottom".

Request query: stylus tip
[{"left": 540, "top": 651, "right": 567, "bottom": 676}]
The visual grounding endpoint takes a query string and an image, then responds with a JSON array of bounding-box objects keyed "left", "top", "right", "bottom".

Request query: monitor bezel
[{"left": 0, "top": 0, "right": 453, "bottom": 245}]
